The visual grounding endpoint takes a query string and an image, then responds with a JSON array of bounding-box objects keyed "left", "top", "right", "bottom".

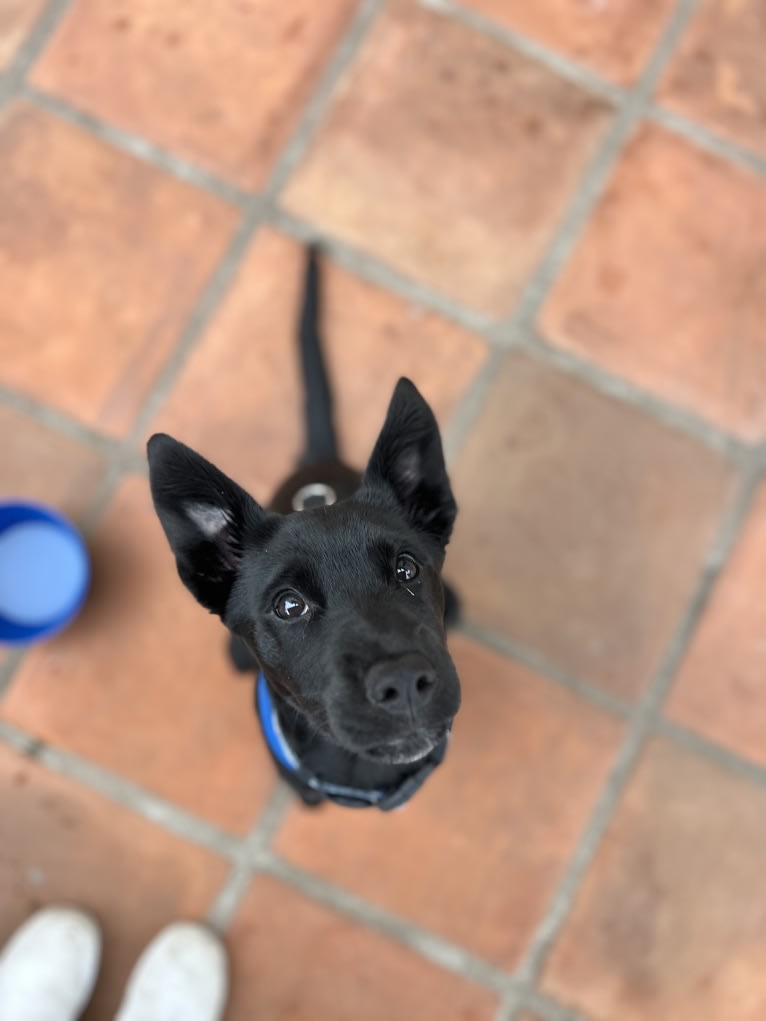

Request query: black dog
[{"left": 147, "top": 248, "right": 461, "bottom": 810}]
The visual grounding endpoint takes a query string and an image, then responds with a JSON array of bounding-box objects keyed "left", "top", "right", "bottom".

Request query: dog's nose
[{"left": 365, "top": 654, "right": 436, "bottom": 715}]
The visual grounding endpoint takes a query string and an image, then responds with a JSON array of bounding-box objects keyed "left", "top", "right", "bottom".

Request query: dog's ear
[
  {"left": 147, "top": 434, "right": 272, "bottom": 618},
  {"left": 362, "top": 378, "right": 457, "bottom": 546}
]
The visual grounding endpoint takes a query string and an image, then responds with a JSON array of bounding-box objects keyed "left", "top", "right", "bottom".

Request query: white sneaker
[
  {"left": 0, "top": 906, "right": 102, "bottom": 1021},
  {"left": 114, "top": 922, "right": 228, "bottom": 1021}
]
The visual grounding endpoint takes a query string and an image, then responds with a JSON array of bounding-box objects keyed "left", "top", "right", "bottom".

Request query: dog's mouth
[{"left": 363, "top": 724, "right": 449, "bottom": 765}]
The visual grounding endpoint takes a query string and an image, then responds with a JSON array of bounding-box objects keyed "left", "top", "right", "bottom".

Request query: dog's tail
[{"left": 298, "top": 245, "right": 337, "bottom": 465}]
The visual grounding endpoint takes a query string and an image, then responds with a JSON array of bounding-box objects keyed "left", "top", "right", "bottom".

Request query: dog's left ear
[
  {"left": 362, "top": 378, "right": 457, "bottom": 547},
  {"left": 147, "top": 434, "right": 273, "bottom": 619}
]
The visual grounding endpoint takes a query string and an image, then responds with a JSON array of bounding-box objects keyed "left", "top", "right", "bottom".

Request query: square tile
[
  {"left": 0, "top": 102, "right": 237, "bottom": 436},
  {"left": 32, "top": 0, "right": 358, "bottom": 188},
  {"left": 1, "top": 476, "right": 276, "bottom": 833},
  {"left": 660, "top": 0, "right": 766, "bottom": 157},
  {"left": 0, "top": 0, "right": 46, "bottom": 69},
  {"left": 544, "top": 738, "right": 766, "bottom": 1020},
  {"left": 667, "top": 483, "right": 766, "bottom": 764},
  {"left": 273, "top": 636, "right": 622, "bottom": 967},
  {"left": 226, "top": 875, "right": 498, "bottom": 1020},
  {"left": 540, "top": 125, "right": 766, "bottom": 439},
  {"left": 0, "top": 405, "right": 107, "bottom": 523},
  {"left": 447, "top": 352, "right": 737, "bottom": 699},
  {"left": 0, "top": 742, "right": 227, "bottom": 1020},
  {"left": 150, "top": 228, "right": 488, "bottom": 499},
  {"left": 283, "top": 1, "right": 612, "bottom": 315},
  {"left": 462, "top": 0, "right": 675, "bottom": 84}
]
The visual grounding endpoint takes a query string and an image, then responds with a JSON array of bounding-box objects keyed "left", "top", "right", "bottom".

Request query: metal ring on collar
[{"left": 292, "top": 482, "right": 337, "bottom": 512}]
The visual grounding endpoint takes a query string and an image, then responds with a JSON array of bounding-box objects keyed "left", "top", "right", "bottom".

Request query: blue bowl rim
[{"left": 0, "top": 500, "right": 91, "bottom": 644}]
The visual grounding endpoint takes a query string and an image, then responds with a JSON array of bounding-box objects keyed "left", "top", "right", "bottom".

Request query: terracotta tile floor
[{"left": 1, "top": 2, "right": 764, "bottom": 1019}]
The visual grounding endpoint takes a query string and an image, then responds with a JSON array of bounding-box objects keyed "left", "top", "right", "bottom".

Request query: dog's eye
[
  {"left": 395, "top": 555, "right": 419, "bottom": 583},
  {"left": 273, "top": 591, "right": 309, "bottom": 620}
]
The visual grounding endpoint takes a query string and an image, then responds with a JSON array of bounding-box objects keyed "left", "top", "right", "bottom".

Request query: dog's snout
[{"left": 365, "top": 654, "right": 436, "bottom": 715}]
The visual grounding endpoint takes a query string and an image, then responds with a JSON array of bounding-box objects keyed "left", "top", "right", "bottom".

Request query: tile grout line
[
  {"left": 0, "top": 702, "right": 521, "bottom": 993},
  {"left": 16, "top": 5, "right": 764, "bottom": 201},
  {"left": 432, "top": 0, "right": 766, "bottom": 185},
  {"left": 0, "top": 709, "right": 583, "bottom": 1011},
  {"left": 497, "top": 0, "right": 705, "bottom": 342},
  {"left": 0, "top": 0, "right": 387, "bottom": 457},
  {"left": 655, "top": 717, "right": 766, "bottom": 790},
  {"left": 271, "top": 205, "right": 496, "bottom": 336},
  {"left": 272, "top": 209, "right": 751, "bottom": 467},
  {"left": 258, "top": 851, "right": 519, "bottom": 995},
  {"left": 0, "top": 650, "right": 25, "bottom": 702},
  {"left": 0, "top": 384, "right": 126, "bottom": 457},
  {"left": 125, "top": 0, "right": 385, "bottom": 447},
  {"left": 3, "top": 0, "right": 764, "bottom": 471},
  {"left": 0, "top": 225, "right": 753, "bottom": 486},
  {"left": 456, "top": 621, "right": 635, "bottom": 722},
  {"left": 422, "top": 0, "right": 626, "bottom": 105},
  {"left": 21, "top": 84, "right": 252, "bottom": 207},
  {"left": 15, "top": 2, "right": 385, "bottom": 216},
  {"left": 2, "top": 25, "right": 758, "bottom": 476},
  {"left": 495, "top": 990, "right": 525, "bottom": 1021},
  {"left": 75, "top": 456, "right": 142, "bottom": 536},
  {"left": 442, "top": 346, "right": 508, "bottom": 465},
  {"left": 261, "top": 0, "right": 384, "bottom": 199},
  {"left": 0, "top": 251, "right": 751, "bottom": 478},
  {"left": 514, "top": 334, "right": 752, "bottom": 462},
  {"left": 504, "top": 986, "right": 597, "bottom": 1021},
  {"left": 521, "top": 989, "right": 594, "bottom": 1021},
  {"left": 205, "top": 783, "right": 296, "bottom": 931},
  {"left": 0, "top": 720, "right": 244, "bottom": 860},
  {"left": 649, "top": 103, "right": 766, "bottom": 179},
  {"left": 0, "top": 712, "right": 586, "bottom": 1017},
  {"left": 268, "top": 180, "right": 498, "bottom": 536},
  {"left": 419, "top": 0, "right": 707, "bottom": 468},
  {"left": 122, "top": 201, "right": 264, "bottom": 447},
  {"left": 10, "top": 0, "right": 764, "bottom": 207},
  {"left": 0, "top": 0, "right": 73, "bottom": 101},
  {"left": 511, "top": 462, "right": 762, "bottom": 992}
]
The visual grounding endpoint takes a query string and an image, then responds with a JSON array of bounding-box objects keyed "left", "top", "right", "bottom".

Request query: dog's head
[{"left": 147, "top": 378, "right": 460, "bottom": 765}]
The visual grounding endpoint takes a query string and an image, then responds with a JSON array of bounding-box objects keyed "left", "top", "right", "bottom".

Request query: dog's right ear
[
  {"left": 361, "top": 378, "right": 457, "bottom": 547},
  {"left": 147, "top": 434, "right": 271, "bottom": 619}
]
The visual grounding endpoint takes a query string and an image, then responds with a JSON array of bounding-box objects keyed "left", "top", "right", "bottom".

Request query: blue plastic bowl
[{"left": 0, "top": 502, "right": 90, "bottom": 645}]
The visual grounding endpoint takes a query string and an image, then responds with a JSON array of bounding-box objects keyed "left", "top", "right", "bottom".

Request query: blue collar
[
  {"left": 256, "top": 671, "right": 302, "bottom": 772},
  {"left": 256, "top": 672, "right": 447, "bottom": 810}
]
